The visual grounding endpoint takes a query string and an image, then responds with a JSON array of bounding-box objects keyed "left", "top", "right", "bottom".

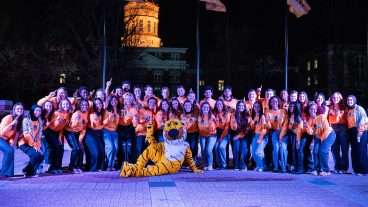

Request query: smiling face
[
  {"left": 61, "top": 100, "right": 70, "bottom": 112},
  {"left": 161, "top": 101, "right": 169, "bottom": 111},
  {"left": 94, "top": 99, "right": 103, "bottom": 112},
  {"left": 270, "top": 98, "right": 279, "bottom": 110},
  {"left": 309, "top": 104, "right": 317, "bottom": 118},
  {"left": 253, "top": 102, "right": 261, "bottom": 113},
  {"left": 80, "top": 100, "right": 89, "bottom": 113},
  {"left": 34, "top": 107, "right": 42, "bottom": 118},
  {"left": 346, "top": 96, "right": 355, "bottom": 107},
  {"left": 201, "top": 103, "right": 210, "bottom": 114},
  {"left": 177, "top": 87, "right": 185, "bottom": 97},
  {"left": 80, "top": 89, "right": 88, "bottom": 99},
  {"left": 187, "top": 92, "right": 195, "bottom": 102},
  {"left": 315, "top": 95, "right": 324, "bottom": 106},
  {"left": 14, "top": 104, "right": 24, "bottom": 116},
  {"left": 204, "top": 90, "right": 212, "bottom": 99},
  {"left": 298, "top": 93, "right": 306, "bottom": 103},
  {"left": 183, "top": 102, "right": 192, "bottom": 113},
  {"left": 237, "top": 102, "right": 245, "bottom": 112},
  {"left": 248, "top": 91, "right": 256, "bottom": 102},
  {"left": 332, "top": 93, "right": 341, "bottom": 104},
  {"left": 44, "top": 101, "right": 53, "bottom": 113},
  {"left": 216, "top": 100, "right": 224, "bottom": 111},
  {"left": 223, "top": 88, "right": 232, "bottom": 99},
  {"left": 57, "top": 88, "right": 67, "bottom": 100}
]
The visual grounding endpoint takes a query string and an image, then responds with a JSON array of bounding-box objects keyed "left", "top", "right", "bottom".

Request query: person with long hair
[
  {"left": 132, "top": 97, "right": 157, "bottom": 162},
  {"left": 95, "top": 88, "right": 108, "bottom": 109},
  {"left": 346, "top": 95, "right": 368, "bottom": 175},
  {"left": 250, "top": 101, "right": 268, "bottom": 172},
  {"left": 181, "top": 100, "right": 199, "bottom": 164},
  {"left": 187, "top": 89, "right": 200, "bottom": 116},
  {"left": 0, "top": 102, "right": 24, "bottom": 177},
  {"left": 18, "top": 104, "right": 44, "bottom": 177},
  {"left": 102, "top": 96, "right": 120, "bottom": 171},
  {"left": 221, "top": 86, "right": 237, "bottom": 112},
  {"left": 280, "top": 90, "right": 289, "bottom": 110},
  {"left": 287, "top": 102, "right": 306, "bottom": 174},
  {"left": 328, "top": 92, "right": 349, "bottom": 174},
  {"left": 304, "top": 103, "right": 336, "bottom": 176},
  {"left": 298, "top": 91, "right": 309, "bottom": 117},
  {"left": 314, "top": 93, "right": 329, "bottom": 118},
  {"left": 230, "top": 100, "right": 251, "bottom": 171},
  {"left": 266, "top": 96, "right": 289, "bottom": 173},
  {"left": 38, "top": 87, "right": 68, "bottom": 110},
  {"left": 117, "top": 93, "right": 137, "bottom": 164},
  {"left": 170, "top": 97, "right": 183, "bottom": 119},
  {"left": 213, "top": 99, "right": 231, "bottom": 170},
  {"left": 64, "top": 98, "right": 89, "bottom": 173},
  {"left": 84, "top": 98, "right": 105, "bottom": 172},
  {"left": 133, "top": 86, "right": 145, "bottom": 109},
  {"left": 47, "top": 99, "right": 72, "bottom": 174},
  {"left": 198, "top": 101, "right": 217, "bottom": 170},
  {"left": 155, "top": 98, "right": 171, "bottom": 142},
  {"left": 40, "top": 100, "right": 54, "bottom": 172}
]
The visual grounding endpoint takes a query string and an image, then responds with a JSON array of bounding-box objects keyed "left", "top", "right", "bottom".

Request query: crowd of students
[{"left": 0, "top": 79, "right": 367, "bottom": 178}]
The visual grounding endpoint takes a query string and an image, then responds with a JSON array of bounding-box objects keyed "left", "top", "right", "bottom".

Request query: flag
[
  {"left": 200, "top": 0, "right": 226, "bottom": 12},
  {"left": 287, "top": 0, "right": 311, "bottom": 18}
]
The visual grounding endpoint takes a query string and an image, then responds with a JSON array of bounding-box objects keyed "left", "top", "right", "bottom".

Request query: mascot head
[{"left": 163, "top": 119, "right": 187, "bottom": 145}]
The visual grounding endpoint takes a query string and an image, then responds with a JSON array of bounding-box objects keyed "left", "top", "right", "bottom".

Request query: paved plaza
[{"left": 0, "top": 148, "right": 368, "bottom": 207}]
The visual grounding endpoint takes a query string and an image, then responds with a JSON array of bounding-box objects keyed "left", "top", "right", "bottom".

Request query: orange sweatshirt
[
  {"left": 223, "top": 98, "right": 238, "bottom": 112},
  {"left": 177, "top": 96, "right": 187, "bottom": 106},
  {"left": 328, "top": 108, "right": 347, "bottom": 125},
  {"left": 258, "top": 98, "right": 270, "bottom": 114},
  {"left": 0, "top": 115, "right": 18, "bottom": 145},
  {"left": 48, "top": 111, "right": 71, "bottom": 132},
  {"left": 251, "top": 114, "right": 267, "bottom": 140},
  {"left": 198, "top": 114, "right": 217, "bottom": 137},
  {"left": 102, "top": 109, "right": 119, "bottom": 131},
  {"left": 180, "top": 113, "right": 199, "bottom": 133},
  {"left": 305, "top": 115, "right": 333, "bottom": 141},
  {"left": 18, "top": 119, "right": 42, "bottom": 148},
  {"left": 88, "top": 112, "right": 104, "bottom": 130},
  {"left": 265, "top": 109, "right": 288, "bottom": 139},
  {"left": 65, "top": 110, "right": 88, "bottom": 141},
  {"left": 133, "top": 108, "right": 155, "bottom": 136},
  {"left": 245, "top": 100, "right": 255, "bottom": 114},
  {"left": 214, "top": 112, "right": 231, "bottom": 138},
  {"left": 347, "top": 108, "right": 367, "bottom": 132},
  {"left": 288, "top": 115, "right": 304, "bottom": 141},
  {"left": 200, "top": 98, "right": 216, "bottom": 109},
  {"left": 119, "top": 107, "right": 137, "bottom": 126}
]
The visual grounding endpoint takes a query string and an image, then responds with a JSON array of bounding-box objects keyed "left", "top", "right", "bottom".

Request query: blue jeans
[
  {"left": 185, "top": 132, "right": 199, "bottom": 164},
  {"left": 117, "top": 125, "right": 134, "bottom": 163},
  {"left": 41, "top": 130, "right": 50, "bottom": 164},
  {"left": 0, "top": 138, "right": 14, "bottom": 176},
  {"left": 19, "top": 144, "right": 43, "bottom": 176},
  {"left": 289, "top": 131, "right": 309, "bottom": 172},
  {"left": 331, "top": 124, "right": 349, "bottom": 171},
  {"left": 348, "top": 128, "right": 368, "bottom": 174},
  {"left": 84, "top": 128, "right": 105, "bottom": 171},
  {"left": 313, "top": 131, "right": 336, "bottom": 173},
  {"left": 214, "top": 134, "right": 230, "bottom": 168},
  {"left": 46, "top": 129, "right": 64, "bottom": 171},
  {"left": 271, "top": 130, "right": 289, "bottom": 171},
  {"left": 251, "top": 134, "right": 269, "bottom": 170},
  {"left": 233, "top": 135, "right": 249, "bottom": 170},
  {"left": 102, "top": 129, "right": 119, "bottom": 168},
  {"left": 65, "top": 131, "right": 83, "bottom": 169},
  {"left": 200, "top": 135, "right": 217, "bottom": 167},
  {"left": 133, "top": 135, "right": 145, "bottom": 163}
]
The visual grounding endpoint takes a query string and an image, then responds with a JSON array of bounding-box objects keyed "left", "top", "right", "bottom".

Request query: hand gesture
[
  {"left": 106, "top": 78, "right": 112, "bottom": 87},
  {"left": 48, "top": 90, "right": 57, "bottom": 97},
  {"left": 89, "top": 90, "right": 95, "bottom": 98},
  {"left": 256, "top": 85, "right": 262, "bottom": 94},
  {"left": 73, "top": 89, "right": 78, "bottom": 98}
]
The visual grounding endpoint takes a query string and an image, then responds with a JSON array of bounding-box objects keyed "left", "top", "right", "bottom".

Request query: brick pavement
[{"left": 0, "top": 148, "right": 368, "bottom": 207}]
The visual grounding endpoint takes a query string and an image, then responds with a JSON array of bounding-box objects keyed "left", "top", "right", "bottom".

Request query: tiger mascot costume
[{"left": 120, "top": 119, "right": 203, "bottom": 177}]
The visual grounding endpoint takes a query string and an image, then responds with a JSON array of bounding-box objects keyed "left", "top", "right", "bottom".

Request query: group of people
[{"left": 0, "top": 78, "right": 367, "bottom": 178}]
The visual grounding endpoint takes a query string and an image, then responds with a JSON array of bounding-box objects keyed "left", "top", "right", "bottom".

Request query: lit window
[
  {"left": 307, "top": 76, "right": 310, "bottom": 86},
  {"left": 147, "top": 21, "right": 151, "bottom": 33},
  {"left": 307, "top": 61, "right": 310, "bottom": 71},
  {"left": 153, "top": 22, "right": 157, "bottom": 34},
  {"left": 77, "top": 76, "right": 80, "bottom": 81},
  {"left": 314, "top": 74, "right": 318, "bottom": 85},
  {"left": 139, "top": 20, "right": 143, "bottom": 33},
  {"left": 218, "top": 80, "right": 224, "bottom": 91},
  {"left": 199, "top": 80, "right": 205, "bottom": 86},
  {"left": 314, "top": 59, "right": 318, "bottom": 69},
  {"left": 60, "top": 73, "right": 66, "bottom": 84}
]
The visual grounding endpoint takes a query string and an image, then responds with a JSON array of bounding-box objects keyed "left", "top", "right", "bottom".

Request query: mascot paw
[
  {"left": 194, "top": 169, "right": 204, "bottom": 174},
  {"left": 120, "top": 162, "right": 132, "bottom": 177}
]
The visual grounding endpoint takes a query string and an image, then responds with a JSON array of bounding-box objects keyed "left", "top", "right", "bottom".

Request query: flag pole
[
  {"left": 102, "top": 0, "right": 107, "bottom": 90},
  {"left": 196, "top": 0, "right": 201, "bottom": 99},
  {"left": 284, "top": 0, "right": 289, "bottom": 91}
]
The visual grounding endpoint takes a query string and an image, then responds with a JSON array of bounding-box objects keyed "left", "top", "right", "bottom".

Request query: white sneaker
[
  {"left": 311, "top": 170, "right": 318, "bottom": 176},
  {"left": 203, "top": 167, "right": 208, "bottom": 171},
  {"left": 207, "top": 166, "right": 213, "bottom": 171}
]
